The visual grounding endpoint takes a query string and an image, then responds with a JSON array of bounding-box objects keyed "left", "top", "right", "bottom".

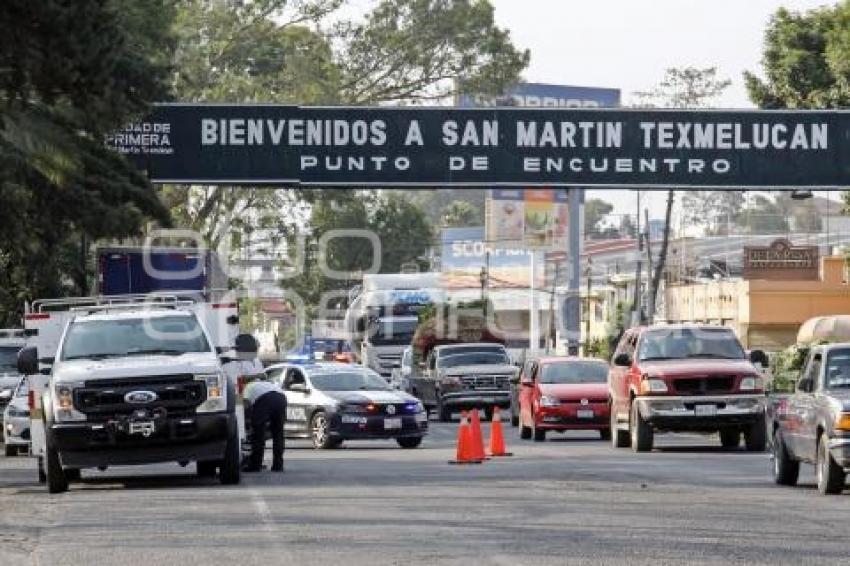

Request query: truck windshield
[
  {"left": 369, "top": 319, "right": 418, "bottom": 346},
  {"left": 540, "top": 362, "right": 608, "bottom": 384},
  {"left": 0, "top": 347, "right": 18, "bottom": 372},
  {"left": 438, "top": 352, "right": 509, "bottom": 368},
  {"left": 310, "top": 371, "right": 391, "bottom": 391},
  {"left": 638, "top": 328, "right": 745, "bottom": 361},
  {"left": 826, "top": 348, "right": 850, "bottom": 388},
  {"left": 61, "top": 315, "right": 211, "bottom": 361}
]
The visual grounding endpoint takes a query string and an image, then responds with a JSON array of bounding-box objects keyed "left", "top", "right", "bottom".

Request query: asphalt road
[{"left": 0, "top": 420, "right": 848, "bottom": 566}]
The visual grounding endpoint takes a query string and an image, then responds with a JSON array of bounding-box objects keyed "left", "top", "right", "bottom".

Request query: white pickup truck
[{"left": 18, "top": 293, "right": 261, "bottom": 493}]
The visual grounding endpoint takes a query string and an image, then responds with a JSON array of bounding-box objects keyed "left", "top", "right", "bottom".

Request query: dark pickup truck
[{"left": 772, "top": 343, "right": 850, "bottom": 495}]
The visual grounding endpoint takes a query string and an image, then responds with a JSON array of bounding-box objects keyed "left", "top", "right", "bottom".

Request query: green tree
[
  {"left": 745, "top": 3, "right": 850, "bottom": 212},
  {"left": 681, "top": 191, "right": 745, "bottom": 235},
  {"left": 633, "top": 67, "right": 731, "bottom": 322},
  {"left": 166, "top": 0, "right": 528, "bottom": 260},
  {"left": 584, "top": 198, "right": 614, "bottom": 239},
  {"left": 289, "top": 191, "right": 434, "bottom": 307},
  {"left": 441, "top": 200, "right": 482, "bottom": 227},
  {"left": 0, "top": 0, "right": 174, "bottom": 324},
  {"left": 737, "top": 194, "right": 789, "bottom": 234},
  {"left": 745, "top": 4, "right": 850, "bottom": 109}
]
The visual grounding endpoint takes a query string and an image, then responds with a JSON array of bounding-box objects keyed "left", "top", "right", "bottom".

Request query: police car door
[{"left": 282, "top": 367, "right": 310, "bottom": 437}]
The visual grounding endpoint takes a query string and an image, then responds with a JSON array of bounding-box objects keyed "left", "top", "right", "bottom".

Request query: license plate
[
  {"left": 695, "top": 404, "right": 717, "bottom": 417},
  {"left": 128, "top": 421, "right": 155, "bottom": 437},
  {"left": 384, "top": 418, "right": 402, "bottom": 430},
  {"left": 577, "top": 410, "right": 595, "bottom": 419}
]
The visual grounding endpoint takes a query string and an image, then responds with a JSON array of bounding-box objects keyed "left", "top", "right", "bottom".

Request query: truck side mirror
[
  {"left": 17, "top": 346, "right": 39, "bottom": 375},
  {"left": 613, "top": 353, "right": 632, "bottom": 367},
  {"left": 355, "top": 317, "right": 366, "bottom": 333},
  {"left": 749, "top": 349, "right": 768, "bottom": 368}
]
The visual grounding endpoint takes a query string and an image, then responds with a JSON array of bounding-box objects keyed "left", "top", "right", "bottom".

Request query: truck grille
[
  {"left": 460, "top": 375, "right": 510, "bottom": 390},
  {"left": 672, "top": 376, "right": 735, "bottom": 396},
  {"left": 74, "top": 374, "right": 206, "bottom": 420}
]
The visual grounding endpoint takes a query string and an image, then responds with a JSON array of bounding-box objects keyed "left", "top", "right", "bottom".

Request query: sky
[{"left": 488, "top": 0, "right": 836, "bottom": 222}]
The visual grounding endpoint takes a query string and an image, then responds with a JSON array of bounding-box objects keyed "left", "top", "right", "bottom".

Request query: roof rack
[
  {"left": 29, "top": 291, "right": 222, "bottom": 313},
  {"left": 68, "top": 301, "right": 196, "bottom": 316}
]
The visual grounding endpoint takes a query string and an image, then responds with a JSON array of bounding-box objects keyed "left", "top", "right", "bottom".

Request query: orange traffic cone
[
  {"left": 448, "top": 411, "right": 483, "bottom": 465},
  {"left": 469, "top": 408, "right": 488, "bottom": 461},
  {"left": 488, "top": 406, "right": 513, "bottom": 457}
]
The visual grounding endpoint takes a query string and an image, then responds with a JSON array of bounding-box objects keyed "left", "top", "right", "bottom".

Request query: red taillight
[
  {"left": 366, "top": 403, "right": 377, "bottom": 412},
  {"left": 25, "top": 313, "right": 50, "bottom": 320},
  {"left": 237, "top": 376, "right": 246, "bottom": 395},
  {"left": 28, "top": 390, "right": 35, "bottom": 411},
  {"left": 212, "top": 303, "right": 237, "bottom": 309}
]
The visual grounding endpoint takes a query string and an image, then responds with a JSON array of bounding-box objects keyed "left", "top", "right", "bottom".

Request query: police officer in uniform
[{"left": 243, "top": 378, "right": 287, "bottom": 472}]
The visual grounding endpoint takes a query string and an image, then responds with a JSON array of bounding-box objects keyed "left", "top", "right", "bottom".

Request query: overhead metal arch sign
[{"left": 108, "top": 104, "right": 850, "bottom": 188}]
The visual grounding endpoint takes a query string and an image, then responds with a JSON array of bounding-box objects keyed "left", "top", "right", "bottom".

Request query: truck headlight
[
  {"left": 52, "top": 384, "right": 86, "bottom": 422},
  {"left": 835, "top": 413, "right": 850, "bottom": 432},
  {"left": 195, "top": 373, "right": 226, "bottom": 413},
  {"left": 640, "top": 378, "right": 668, "bottom": 395},
  {"left": 540, "top": 395, "right": 561, "bottom": 407},
  {"left": 739, "top": 377, "right": 763, "bottom": 391},
  {"left": 441, "top": 375, "right": 462, "bottom": 386}
]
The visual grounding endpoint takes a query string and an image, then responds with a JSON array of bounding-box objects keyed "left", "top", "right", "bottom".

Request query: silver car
[{"left": 3, "top": 377, "right": 30, "bottom": 456}]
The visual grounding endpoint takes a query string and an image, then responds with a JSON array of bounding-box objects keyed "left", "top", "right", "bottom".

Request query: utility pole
[
  {"left": 644, "top": 208, "right": 654, "bottom": 323},
  {"left": 584, "top": 257, "right": 592, "bottom": 356},
  {"left": 632, "top": 191, "right": 642, "bottom": 326}
]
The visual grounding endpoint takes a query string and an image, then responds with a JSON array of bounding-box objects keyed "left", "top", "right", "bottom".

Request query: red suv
[
  {"left": 517, "top": 357, "right": 611, "bottom": 442},
  {"left": 609, "top": 324, "right": 768, "bottom": 452}
]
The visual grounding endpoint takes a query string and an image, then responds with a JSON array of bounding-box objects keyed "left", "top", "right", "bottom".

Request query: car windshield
[
  {"left": 310, "top": 371, "right": 392, "bottom": 391},
  {"left": 438, "top": 352, "right": 509, "bottom": 368},
  {"left": 369, "top": 318, "right": 418, "bottom": 346},
  {"left": 0, "top": 346, "right": 18, "bottom": 373},
  {"left": 61, "top": 315, "right": 211, "bottom": 360},
  {"left": 825, "top": 348, "right": 850, "bottom": 388},
  {"left": 638, "top": 328, "right": 745, "bottom": 361},
  {"left": 540, "top": 361, "right": 609, "bottom": 384}
]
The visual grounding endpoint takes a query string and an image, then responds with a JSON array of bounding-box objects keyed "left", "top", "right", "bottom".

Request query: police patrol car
[{"left": 265, "top": 362, "right": 428, "bottom": 449}]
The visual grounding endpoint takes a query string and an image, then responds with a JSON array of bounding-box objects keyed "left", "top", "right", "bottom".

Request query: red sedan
[{"left": 518, "top": 357, "right": 611, "bottom": 442}]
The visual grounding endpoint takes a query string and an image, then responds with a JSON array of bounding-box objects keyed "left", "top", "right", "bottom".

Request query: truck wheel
[
  {"left": 510, "top": 406, "right": 519, "bottom": 428},
  {"left": 817, "top": 433, "right": 846, "bottom": 495},
  {"left": 630, "top": 402, "right": 653, "bottom": 453},
  {"left": 720, "top": 429, "right": 740, "bottom": 450},
  {"left": 4, "top": 444, "right": 15, "bottom": 457},
  {"left": 38, "top": 458, "right": 46, "bottom": 484},
  {"left": 197, "top": 461, "right": 218, "bottom": 478},
  {"left": 484, "top": 407, "right": 494, "bottom": 422},
  {"left": 219, "top": 428, "right": 241, "bottom": 485},
  {"left": 397, "top": 437, "right": 423, "bottom": 449},
  {"left": 45, "top": 438, "right": 68, "bottom": 494},
  {"left": 772, "top": 429, "right": 799, "bottom": 486},
  {"left": 611, "top": 406, "right": 630, "bottom": 448},
  {"left": 744, "top": 415, "right": 767, "bottom": 452},
  {"left": 65, "top": 469, "right": 81, "bottom": 482},
  {"left": 311, "top": 411, "right": 335, "bottom": 449},
  {"left": 600, "top": 428, "right": 611, "bottom": 441}
]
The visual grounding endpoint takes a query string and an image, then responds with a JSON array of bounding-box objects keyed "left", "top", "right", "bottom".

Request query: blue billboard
[{"left": 458, "top": 82, "right": 620, "bottom": 109}]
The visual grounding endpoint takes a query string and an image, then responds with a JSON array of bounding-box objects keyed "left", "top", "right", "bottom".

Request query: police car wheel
[
  {"left": 4, "top": 444, "right": 15, "bottom": 457},
  {"left": 311, "top": 411, "right": 334, "bottom": 449},
  {"left": 397, "top": 437, "right": 422, "bottom": 449}
]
